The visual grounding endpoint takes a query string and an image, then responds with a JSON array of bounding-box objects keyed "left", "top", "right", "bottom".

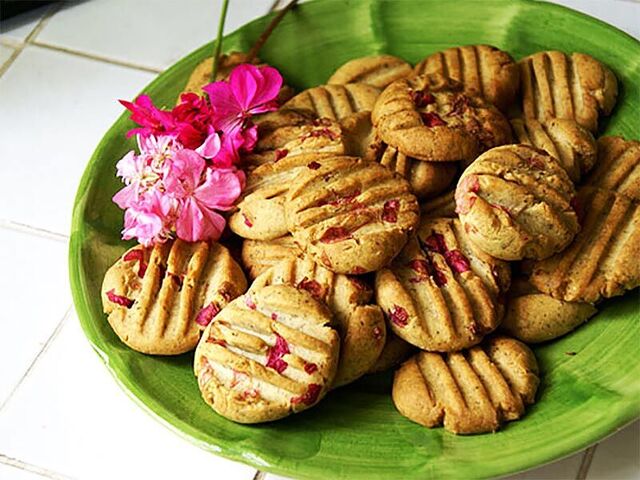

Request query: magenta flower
[{"left": 120, "top": 95, "right": 174, "bottom": 139}]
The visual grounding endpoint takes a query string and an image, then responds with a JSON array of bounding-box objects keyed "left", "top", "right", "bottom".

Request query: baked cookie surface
[
  {"left": 285, "top": 156, "right": 420, "bottom": 274},
  {"left": 420, "top": 190, "right": 457, "bottom": 218},
  {"left": 194, "top": 285, "right": 340, "bottom": 423},
  {"left": 367, "top": 332, "right": 416, "bottom": 374},
  {"left": 375, "top": 217, "right": 510, "bottom": 352},
  {"left": 101, "top": 240, "right": 247, "bottom": 355},
  {"left": 392, "top": 336, "right": 539, "bottom": 434},
  {"left": 585, "top": 136, "right": 640, "bottom": 200},
  {"left": 414, "top": 45, "right": 519, "bottom": 112},
  {"left": 284, "top": 83, "right": 381, "bottom": 121},
  {"left": 241, "top": 235, "right": 302, "bottom": 281},
  {"left": 328, "top": 54, "right": 413, "bottom": 89},
  {"left": 455, "top": 144, "right": 579, "bottom": 260}
]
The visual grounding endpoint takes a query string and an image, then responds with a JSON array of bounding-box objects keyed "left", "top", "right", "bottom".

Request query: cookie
[
  {"left": 531, "top": 187, "right": 640, "bottom": 303},
  {"left": 371, "top": 135, "right": 458, "bottom": 199},
  {"left": 194, "top": 285, "right": 340, "bottom": 423},
  {"left": 101, "top": 240, "right": 247, "bottom": 355},
  {"left": 340, "top": 111, "right": 377, "bottom": 159},
  {"left": 502, "top": 278, "right": 597, "bottom": 343},
  {"left": 519, "top": 51, "right": 618, "bottom": 132},
  {"left": 241, "top": 235, "right": 302, "bottom": 280},
  {"left": 367, "top": 332, "right": 416, "bottom": 374},
  {"left": 284, "top": 83, "right": 381, "bottom": 121},
  {"left": 585, "top": 136, "right": 640, "bottom": 200},
  {"left": 375, "top": 217, "right": 511, "bottom": 352},
  {"left": 420, "top": 190, "right": 457, "bottom": 218},
  {"left": 285, "top": 156, "right": 420, "bottom": 274},
  {"left": 455, "top": 144, "right": 579, "bottom": 260},
  {"left": 510, "top": 117, "right": 597, "bottom": 182},
  {"left": 392, "top": 336, "right": 539, "bottom": 434},
  {"left": 251, "top": 257, "right": 386, "bottom": 387},
  {"left": 372, "top": 74, "right": 512, "bottom": 162},
  {"left": 414, "top": 45, "right": 519, "bottom": 112},
  {"left": 328, "top": 55, "right": 413, "bottom": 89}
]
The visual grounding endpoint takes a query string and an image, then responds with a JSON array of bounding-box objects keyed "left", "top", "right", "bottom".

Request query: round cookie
[
  {"left": 519, "top": 51, "right": 617, "bottom": 132},
  {"left": 375, "top": 217, "right": 511, "bottom": 352},
  {"left": 414, "top": 45, "right": 519, "bottom": 112},
  {"left": 284, "top": 83, "right": 381, "bottom": 121},
  {"left": 328, "top": 54, "right": 413, "bottom": 89},
  {"left": 372, "top": 74, "right": 512, "bottom": 162},
  {"left": 251, "top": 256, "right": 386, "bottom": 387},
  {"left": 502, "top": 278, "right": 597, "bottom": 343},
  {"left": 455, "top": 144, "right": 579, "bottom": 261},
  {"left": 510, "top": 117, "right": 597, "bottom": 182},
  {"left": 285, "top": 156, "right": 420, "bottom": 274},
  {"left": 241, "top": 235, "right": 302, "bottom": 281},
  {"left": 420, "top": 190, "right": 457, "bottom": 219},
  {"left": 585, "top": 136, "right": 640, "bottom": 200},
  {"left": 194, "top": 285, "right": 340, "bottom": 423},
  {"left": 367, "top": 332, "right": 416, "bottom": 374},
  {"left": 392, "top": 336, "right": 539, "bottom": 434},
  {"left": 101, "top": 239, "right": 247, "bottom": 355}
]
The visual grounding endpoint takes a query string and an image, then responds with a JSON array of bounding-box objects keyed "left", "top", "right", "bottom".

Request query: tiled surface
[{"left": 0, "top": 1, "right": 639, "bottom": 479}]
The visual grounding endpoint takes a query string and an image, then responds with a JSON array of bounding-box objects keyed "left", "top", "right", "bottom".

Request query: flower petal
[
  {"left": 175, "top": 197, "right": 226, "bottom": 242},
  {"left": 196, "top": 131, "right": 221, "bottom": 159},
  {"left": 194, "top": 167, "right": 243, "bottom": 210},
  {"left": 228, "top": 64, "right": 259, "bottom": 111}
]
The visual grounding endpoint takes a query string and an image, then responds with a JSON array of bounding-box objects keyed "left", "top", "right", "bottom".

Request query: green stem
[{"left": 211, "top": 0, "right": 230, "bottom": 81}]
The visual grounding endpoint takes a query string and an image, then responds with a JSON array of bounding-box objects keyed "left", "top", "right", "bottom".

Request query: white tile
[
  {"left": 588, "top": 421, "right": 640, "bottom": 480},
  {"left": 36, "top": 0, "right": 274, "bottom": 71},
  {"left": 0, "top": 229, "right": 68, "bottom": 406},
  {"left": 0, "top": 44, "right": 15, "bottom": 68},
  {"left": 0, "top": 45, "right": 155, "bottom": 234},
  {"left": 549, "top": 0, "right": 640, "bottom": 40},
  {"left": 0, "top": 463, "right": 53, "bottom": 480},
  {"left": 0, "top": 3, "right": 53, "bottom": 46},
  {"left": 0, "top": 316, "right": 257, "bottom": 480}
]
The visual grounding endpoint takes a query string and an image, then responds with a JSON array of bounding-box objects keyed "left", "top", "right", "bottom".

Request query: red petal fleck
[
  {"left": 313, "top": 118, "right": 332, "bottom": 127},
  {"left": 382, "top": 199, "right": 400, "bottom": 223},
  {"left": 320, "top": 251, "right": 333, "bottom": 268},
  {"left": 266, "top": 333, "right": 290, "bottom": 374},
  {"left": 206, "top": 337, "right": 227, "bottom": 347},
  {"left": 308, "top": 161, "right": 322, "bottom": 170},
  {"left": 245, "top": 296, "right": 257, "bottom": 310},
  {"left": 444, "top": 249, "right": 471, "bottom": 274},
  {"left": 195, "top": 302, "right": 220, "bottom": 326},
  {"left": 422, "top": 232, "right": 447, "bottom": 254},
  {"left": 271, "top": 312, "right": 278, "bottom": 320},
  {"left": 296, "top": 277, "right": 326, "bottom": 300},
  {"left": 303, "top": 127, "right": 339, "bottom": 141},
  {"left": 449, "top": 94, "right": 471, "bottom": 116},
  {"left": 373, "top": 326, "right": 384, "bottom": 340},
  {"left": 323, "top": 189, "right": 361, "bottom": 207},
  {"left": 468, "top": 322, "right": 479, "bottom": 336},
  {"left": 455, "top": 174, "right": 480, "bottom": 215},
  {"left": 291, "top": 383, "right": 322, "bottom": 406},
  {"left": 123, "top": 249, "right": 147, "bottom": 278},
  {"left": 319, "top": 226, "right": 351, "bottom": 243},
  {"left": 106, "top": 289, "right": 134, "bottom": 308},
  {"left": 408, "top": 258, "right": 431, "bottom": 276},
  {"left": 412, "top": 90, "right": 436, "bottom": 108},
  {"left": 236, "top": 388, "right": 260, "bottom": 401},
  {"left": 304, "top": 362, "right": 318, "bottom": 375},
  {"left": 351, "top": 266, "right": 367, "bottom": 274},
  {"left": 274, "top": 148, "right": 289, "bottom": 161},
  {"left": 349, "top": 277, "right": 370, "bottom": 291},
  {"left": 421, "top": 111, "right": 447, "bottom": 127},
  {"left": 389, "top": 305, "right": 409, "bottom": 327},
  {"left": 242, "top": 213, "right": 253, "bottom": 228}
]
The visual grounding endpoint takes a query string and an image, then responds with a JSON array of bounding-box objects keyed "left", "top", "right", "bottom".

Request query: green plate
[{"left": 69, "top": 1, "right": 640, "bottom": 478}]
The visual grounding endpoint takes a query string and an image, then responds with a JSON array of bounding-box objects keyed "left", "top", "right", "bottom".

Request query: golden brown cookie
[
  {"left": 455, "top": 144, "right": 579, "bottom": 261},
  {"left": 510, "top": 117, "right": 597, "bottom": 182},
  {"left": 414, "top": 45, "right": 519, "bottom": 112},
  {"left": 101, "top": 240, "right": 247, "bottom": 355},
  {"left": 585, "top": 136, "right": 640, "bottom": 200},
  {"left": 392, "top": 336, "right": 539, "bottom": 434},
  {"left": 531, "top": 187, "right": 640, "bottom": 303},
  {"left": 328, "top": 55, "right": 413, "bottom": 89},
  {"left": 367, "top": 332, "right": 416, "bottom": 374},
  {"left": 194, "top": 285, "right": 340, "bottom": 423},
  {"left": 372, "top": 74, "right": 512, "bottom": 162},
  {"left": 375, "top": 217, "right": 510, "bottom": 352},
  {"left": 284, "top": 83, "right": 381, "bottom": 121},
  {"left": 241, "top": 235, "right": 302, "bottom": 281},
  {"left": 340, "top": 111, "right": 377, "bottom": 159},
  {"left": 251, "top": 257, "right": 386, "bottom": 387},
  {"left": 285, "top": 156, "right": 420, "bottom": 274},
  {"left": 502, "top": 278, "right": 597, "bottom": 343},
  {"left": 519, "top": 51, "right": 618, "bottom": 132},
  {"left": 420, "top": 190, "right": 457, "bottom": 218}
]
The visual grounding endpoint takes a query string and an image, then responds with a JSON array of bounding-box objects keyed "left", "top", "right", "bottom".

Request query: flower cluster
[{"left": 113, "top": 64, "right": 283, "bottom": 245}]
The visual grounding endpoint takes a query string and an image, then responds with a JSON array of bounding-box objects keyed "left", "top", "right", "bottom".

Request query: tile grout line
[
  {"left": 0, "top": 220, "right": 68, "bottom": 243},
  {"left": 576, "top": 444, "right": 598, "bottom": 480},
  {"left": 0, "top": 307, "right": 72, "bottom": 414},
  {"left": 0, "top": 454, "right": 76, "bottom": 480},
  {"left": 253, "top": 470, "right": 266, "bottom": 480}
]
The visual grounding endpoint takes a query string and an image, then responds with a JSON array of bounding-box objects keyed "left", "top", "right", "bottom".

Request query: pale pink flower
[
  {"left": 112, "top": 151, "right": 159, "bottom": 210},
  {"left": 121, "top": 190, "right": 176, "bottom": 246}
]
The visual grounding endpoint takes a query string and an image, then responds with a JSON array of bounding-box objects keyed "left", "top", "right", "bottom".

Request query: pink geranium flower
[
  {"left": 120, "top": 95, "right": 175, "bottom": 139},
  {"left": 121, "top": 189, "right": 176, "bottom": 246}
]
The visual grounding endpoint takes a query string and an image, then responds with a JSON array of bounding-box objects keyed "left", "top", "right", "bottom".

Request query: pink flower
[
  {"left": 121, "top": 190, "right": 175, "bottom": 246},
  {"left": 120, "top": 95, "right": 175, "bottom": 139},
  {"left": 112, "top": 151, "right": 159, "bottom": 209},
  {"left": 171, "top": 92, "right": 214, "bottom": 149},
  {"left": 203, "top": 64, "right": 282, "bottom": 133}
]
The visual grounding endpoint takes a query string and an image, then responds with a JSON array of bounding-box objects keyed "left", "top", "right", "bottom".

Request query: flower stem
[
  {"left": 211, "top": 0, "right": 230, "bottom": 81},
  {"left": 246, "top": 0, "right": 299, "bottom": 64}
]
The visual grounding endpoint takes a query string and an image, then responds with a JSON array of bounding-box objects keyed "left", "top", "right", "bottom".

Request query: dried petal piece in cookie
[
  {"left": 285, "top": 156, "right": 420, "bottom": 274},
  {"left": 193, "top": 285, "right": 340, "bottom": 423},
  {"left": 455, "top": 144, "right": 579, "bottom": 261},
  {"left": 585, "top": 136, "right": 640, "bottom": 200},
  {"left": 240, "top": 235, "right": 302, "bottom": 281},
  {"left": 328, "top": 55, "right": 412, "bottom": 89},
  {"left": 393, "top": 336, "right": 539, "bottom": 434},
  {"left": 101, "top": 239, "right": 247, "bottom": 355},
  {"left": 284, "top": 83, "right": 381, "bottom": 121}
]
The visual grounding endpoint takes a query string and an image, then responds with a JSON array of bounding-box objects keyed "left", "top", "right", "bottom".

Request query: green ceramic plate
[{"left": 69, "top": 1, "right": 640, "bottom": 478}]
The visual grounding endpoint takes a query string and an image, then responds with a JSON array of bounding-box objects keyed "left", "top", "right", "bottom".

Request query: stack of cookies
[{"left": 101, "top": 44, "right": 639, "bottom": 434}]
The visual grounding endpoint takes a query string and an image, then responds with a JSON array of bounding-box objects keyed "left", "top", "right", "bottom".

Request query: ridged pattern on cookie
[
  {"left": 518, "top": 51, "right": 617, "bottom": 132},
  {"left": 285, "top": 156, "right": 420, "bottom": 274},
  {"left": 375, "top": 217, "right": 510, "bottom": 352},
  {"left": 194, "top": 285, "right": 340, "bottom": 423},
  {"left": 241, "top": 235, "right": 302, "bottom": 280},
  {"left": 284, "top": 83, "right": 381, "bottom": 121},
  {"left": 531, "top": 187, "right": 640, "bottom": 303},
  {"left": 585, "top": 136, "right": 640, "bottom": 200},
  {"left": 420, "top": 190, "right": 457, "bottom": 218},
  {"left": 392, "top": 336, "right": 539, "bottom": 434},
  {"left": 510, "top": 117, "right": 597, "bottom": 182},
  {"left": 251, "top": 256, "right": 386, "bottom": 387},
  {"left": 414, "top": 45, "right": 519, "bottom": 111},
  {"left": 456, "top": 144, "right": 579, "bottom": 260},
  {"left": 101, "top": 240, "right": 247, "bottom": 355},
  {"left": 328, "top": 55, "right": 412, "bottom": 89}
]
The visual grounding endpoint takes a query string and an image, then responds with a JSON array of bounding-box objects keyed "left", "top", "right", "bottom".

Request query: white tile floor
[{"left": 0, "top": 1, "right": 638, "bottom": 479}]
